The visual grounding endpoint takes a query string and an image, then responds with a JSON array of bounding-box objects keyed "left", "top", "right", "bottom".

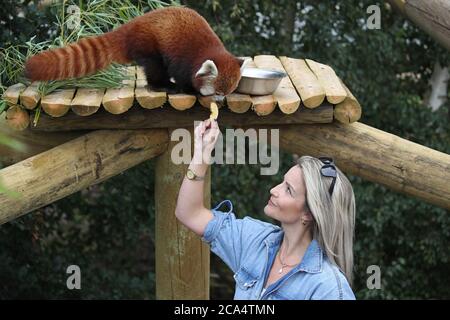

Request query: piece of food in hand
[{"left": 209, "top": 101, "right": 219, "bottom": 120}]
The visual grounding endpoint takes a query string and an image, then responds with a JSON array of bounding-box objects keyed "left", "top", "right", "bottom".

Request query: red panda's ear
[
  {"left": 195, "top": 60, "right": 218, "bottom": 79},
  {"left": 237, "top": 57, "right": 251, "bottom": 72}
]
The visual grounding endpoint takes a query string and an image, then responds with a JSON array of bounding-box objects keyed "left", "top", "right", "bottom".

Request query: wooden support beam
[
  {"left": 0, "top": 129, "right": 169, "bottom": 225},
  {"left": 388, "top": 0, "right": 406, "bottom": 15},
  {"left": 0, "top": 116, "right": 86, "bottom": 167},
  {"left": 29, "top": 103, "right": 333, "bottom": 132},
  {"left": 240, "top": 122, "right": 450, "bottom": 210},
  {"left": 155, "top": 127, "right": 210, "bottom": 299},
  {"left": 387, "top": 0, "right": 450, "bottom": 52}
]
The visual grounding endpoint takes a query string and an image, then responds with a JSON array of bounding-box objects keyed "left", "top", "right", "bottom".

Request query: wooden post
[{"left": 155, "top": 127, "right": 210, "bottom": 299}]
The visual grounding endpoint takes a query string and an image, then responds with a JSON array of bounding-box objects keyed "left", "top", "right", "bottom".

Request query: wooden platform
[{"left": 1, "top": 55, "right": 362, "bottom": 130}]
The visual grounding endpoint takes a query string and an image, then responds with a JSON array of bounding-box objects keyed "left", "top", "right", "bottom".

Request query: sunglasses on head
[{"left": 318, "top": 157, "right": 337, "bottom": 197}]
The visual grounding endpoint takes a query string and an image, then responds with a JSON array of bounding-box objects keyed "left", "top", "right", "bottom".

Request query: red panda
[{"left": 24, "top": 7, "right": 249, "bottom": 99}]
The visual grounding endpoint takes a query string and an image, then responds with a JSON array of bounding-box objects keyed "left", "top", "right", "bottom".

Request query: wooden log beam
[
  {"left": 20, "top": 82, "right": 41, "bottom": 110},
  {"left": 237, "top": 122, "right": 450, "bottom": 210},
  {"left": 102, "top": 67, "right": 136, "bottom": 114},
  {"left": 306, "top": 59, "right": 347, "bottom": 104},
  {"left": 168, "top": 94, "right": 197, "bottom": 110},
  {"left": 2, "top": 83, "right": 26, "bottom": 106},
  {"left": 41, "top": 88, "right": 75, "bottom": 117},
  {"left": 244, "top": 58, "right": 277, "bottom": 115},
  {"left": 0, "top": 129, "right": 169, "bottom": 225},
  {"left": 197, "top": 95, "right": 215, "bottom": 109},
  {"left": 388, "top": 0, "right": 406, "bottom": 15},
  {"left": 29, "top": 103, "right": 333, "bottom": 132},
  {"left": 135, "top": 80, "right": 167, "bottom": 109},
  {"left": 387, "top": 0, "right": 450, "bottom": 52},
  {"left": 334, "top": 81, "right": 362, "bottom": 124},
  {"left": 253, "top": 55, "right": 301, "bottom": 114},
  {"left": 71, "top": 88, "right": 105, "bottom": 116},
  {"left": 155, "top": 127, "right": 210, "bottom": 299},
  {"left": 5, "top": 106, "right": 30, "bottom": 131},
  {"left": 280, "top": 56, "right": 325, "bottom": 108},
  {"left": 135, "top": 66, "right": 167, "bottom": 109},
  {"left": 226, "top": 93, "right": 252, "bottom": 113},
  {"left": 0, "top": 116, "right": 87, "bottom": 167}
]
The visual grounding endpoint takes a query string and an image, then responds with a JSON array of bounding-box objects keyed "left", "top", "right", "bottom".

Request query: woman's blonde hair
[{"left": 296, "top": 156, "right": 356, "bottom": 285}]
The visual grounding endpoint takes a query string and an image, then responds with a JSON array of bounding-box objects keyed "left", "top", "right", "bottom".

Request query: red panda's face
[
  {"left": 194, "top": 57, "right": 248, "bottom": 97},
  {"left": 214, "top": 58, "right": 246, "bottom": 96}
]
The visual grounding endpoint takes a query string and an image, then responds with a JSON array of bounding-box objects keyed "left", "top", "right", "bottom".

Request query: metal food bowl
[{"left": 235, "top": 68, "right": 287, "bottom": 95}]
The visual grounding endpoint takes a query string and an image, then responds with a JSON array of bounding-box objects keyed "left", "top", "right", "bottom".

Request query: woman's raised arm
[{"left": 175, "top": 119, "right": 220, "bottom": 236}]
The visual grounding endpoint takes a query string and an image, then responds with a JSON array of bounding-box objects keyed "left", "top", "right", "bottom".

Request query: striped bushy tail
[{"left": 24, "top": 32, "right": 130, "bottom": 81}]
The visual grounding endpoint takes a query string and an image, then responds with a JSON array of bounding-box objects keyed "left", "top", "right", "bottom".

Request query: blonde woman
[{"left": 175, "top": 119, "right": 356, "bottom": 300}]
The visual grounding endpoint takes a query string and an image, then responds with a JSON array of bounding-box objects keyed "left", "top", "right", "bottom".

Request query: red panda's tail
[{"left": 24, "top": 32, "right": 131, "bottom": 81}]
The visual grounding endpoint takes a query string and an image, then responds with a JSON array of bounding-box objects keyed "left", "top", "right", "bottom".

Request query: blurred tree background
[{"left": 0, "top": 0, "right": 449, "bottom": 299}]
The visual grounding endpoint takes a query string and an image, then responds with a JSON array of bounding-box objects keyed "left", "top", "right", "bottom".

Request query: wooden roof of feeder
[{"left": 2, "top": 55, "right": 361, "bottom": 132}]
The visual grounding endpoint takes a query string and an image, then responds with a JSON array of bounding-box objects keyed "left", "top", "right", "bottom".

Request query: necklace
[{"left": 278, "top": 244, "right": 299, "bottom": 274}]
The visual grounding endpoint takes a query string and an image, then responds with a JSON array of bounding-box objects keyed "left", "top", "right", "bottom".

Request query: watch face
[{"left": 187, "top": 170, "right": 194, "bottom": 179}]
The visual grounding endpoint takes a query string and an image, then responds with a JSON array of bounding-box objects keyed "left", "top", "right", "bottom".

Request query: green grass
[{"left": 0, "top": 0, "right": 178, "bottom": 113}]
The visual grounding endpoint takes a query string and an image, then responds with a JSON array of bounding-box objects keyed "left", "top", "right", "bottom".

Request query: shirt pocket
[{"left": 233, "top": 266, "right": 259, "bottom": 291}]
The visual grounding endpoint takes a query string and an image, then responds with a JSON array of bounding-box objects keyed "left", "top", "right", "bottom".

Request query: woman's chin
[{"left": 263, "top": 205, "right": 272, "bottom": 217}]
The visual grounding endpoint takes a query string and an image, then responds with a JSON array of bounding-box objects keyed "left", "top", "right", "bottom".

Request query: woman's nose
[{"left": 270, "top": 187, "right": 278, "bottom": 197}]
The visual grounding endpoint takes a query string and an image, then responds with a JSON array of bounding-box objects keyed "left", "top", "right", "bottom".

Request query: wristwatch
[{"left": 186, "top": 168, "right": 205, "bottom": 181}]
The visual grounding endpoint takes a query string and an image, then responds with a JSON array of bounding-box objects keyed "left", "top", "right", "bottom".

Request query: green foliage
[
  {"left": 1, "top": 0, "right": 159, "bottom": 105},
  {"left": 1, "top": 0, "right": 449, "bottom": 299},
  {"left": 0, "top": 160, "right": 157, "bottom": 299}
]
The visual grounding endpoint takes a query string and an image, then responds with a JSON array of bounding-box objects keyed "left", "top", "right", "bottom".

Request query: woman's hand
[{"left": 193, "top": 118, "right": 221, "bottom": 164}]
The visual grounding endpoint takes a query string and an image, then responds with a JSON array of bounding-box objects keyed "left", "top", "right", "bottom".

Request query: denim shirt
[{"left": 201, "top": 200, "right": 356, "bottom": 300}]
